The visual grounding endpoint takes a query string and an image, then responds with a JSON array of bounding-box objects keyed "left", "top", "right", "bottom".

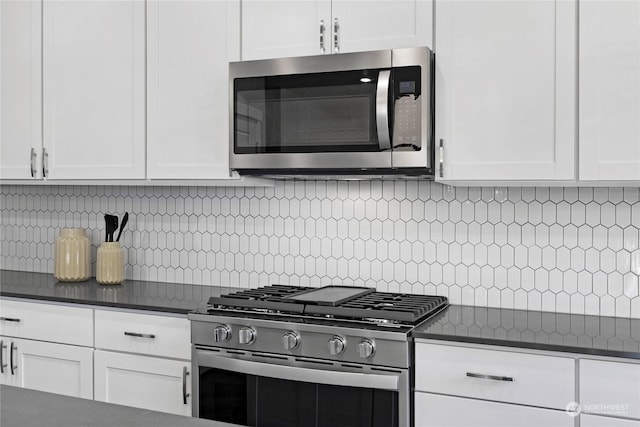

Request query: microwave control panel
[{"left": 392, "top": 66, "right": 422, "bottom": 151}]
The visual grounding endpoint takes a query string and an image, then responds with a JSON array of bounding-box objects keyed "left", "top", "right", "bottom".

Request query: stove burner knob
[
  {"left": 357, "top": 339, "right": 375, "bottom": 359},
  {"left": 282, "top": 332, "right": 299, "bottom": 351},
  {"left": 239, "top": 327, "right": 256, "bottom": 345},
  {"left": 213, "top": 325, "right": 231, "bottom": 343},
  {"left": 328, "top": 336, "right": 346, "bottom": 355}
]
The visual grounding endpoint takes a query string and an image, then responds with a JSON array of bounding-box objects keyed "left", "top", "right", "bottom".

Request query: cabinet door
[
  {"left": 42, "top": 0, "right": 145, "bottom": 180},
  {"left": 580, "top": 359, "right": 640, "bottom": 420},
  {"left": 94, "top": 350, "right": 191, "bottom": 416},
  {"left": 415, "top": 392, "right": 574, "bottom": 427},
  {"left": 435, "top": 0, "right": 576, "bottom": 181},
  {"left": 331, "top": 0, "right": 432, "bottom": 54},
  {"left": 582, "top": 414, "right": 640, "bottom": 427},
  {"left": 579, "top": 0, "right": 640, "bottom": 181},
  {"left": 0, "top": 337, "right": 16, "bottom": 386},
  {"left": 242, "top": 0, "right": 331, "bottom": 60},
  {"left": 0, "top": 0, "right": 42, "bottom": 180},
  {"left": 147, "top": 0, "right": 239, "bottom": 179},
  {"left": 13, "top": 339, "right": 93, "bottom": 399}
]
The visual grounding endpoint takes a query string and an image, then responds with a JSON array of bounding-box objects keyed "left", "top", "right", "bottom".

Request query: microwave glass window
[{"left": 234, "top": 70, "right": 385, "bottom": 154}]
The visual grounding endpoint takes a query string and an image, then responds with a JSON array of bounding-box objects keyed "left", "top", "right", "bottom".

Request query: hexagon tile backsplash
[{"left": 1, "top": 182, "right": 640, "bottom": 318}]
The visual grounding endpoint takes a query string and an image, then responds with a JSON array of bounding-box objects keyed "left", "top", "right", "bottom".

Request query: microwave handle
[
  {"left": 197, "top": 351, "right": 398, "bottom": 391},
  {"left": 376, "top": 70, "right": 392, "bottom": 151}
]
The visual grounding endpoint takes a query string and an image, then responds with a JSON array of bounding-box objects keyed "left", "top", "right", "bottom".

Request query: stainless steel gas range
[{"left": 189, "top": 285, "right": 447, "bottom": 427}]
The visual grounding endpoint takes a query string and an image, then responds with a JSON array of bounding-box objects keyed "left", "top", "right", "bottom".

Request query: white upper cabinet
[
  {"left": 242, "top": 1, "right": 331, "bottom": 60},
  {"left": 435, "top": 0, "right": 577, "bottom": 182},
  {"left": 0, "top": 0, "right": 42, "bottom": 180},
  {"left": 330, "top": 1, "right": 432, "bottom": 54},
  {"left": 579, "top": 0, "right": 640, "bottom": 182},
  {"left": 241, "top": 0, "right": 432, "bottom": 60},
  {"left": 146, "top": 0, "right": 240, "bottom": 180},
  {"left": 42, "top": 0, "right": 145, "bottom": 180}
]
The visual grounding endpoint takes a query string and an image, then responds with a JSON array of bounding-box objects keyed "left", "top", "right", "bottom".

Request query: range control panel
[{"left": 190, "top": 315, "right": 411, "bottom": 369}]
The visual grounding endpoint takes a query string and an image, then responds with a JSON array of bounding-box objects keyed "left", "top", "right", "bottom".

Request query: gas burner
[{"left": 207, "top": 285, "right": 448, "bottom": 326}]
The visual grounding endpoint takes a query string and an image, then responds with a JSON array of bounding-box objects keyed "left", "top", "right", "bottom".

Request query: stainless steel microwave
[{"left": 229, "top": 47, "right": 434, "bottom": 179}]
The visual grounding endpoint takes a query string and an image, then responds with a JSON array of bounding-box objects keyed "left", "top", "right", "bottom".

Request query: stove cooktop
[{"left": 207, "top": 285, "right": 448, "bottom": 325}]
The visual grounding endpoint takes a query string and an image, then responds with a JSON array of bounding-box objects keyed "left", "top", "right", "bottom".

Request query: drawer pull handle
[
  {"left": 466, "top": 372, "right": 513, "bottom": 382},
  {"left": 124, "top": 332, "right": 156, "bottom": 339},
  {"left": 182, "top": 366, "right": 190, "bottom": 405},
  {"left": 0, "top": 317, "right": 21, "bottom": 323}
]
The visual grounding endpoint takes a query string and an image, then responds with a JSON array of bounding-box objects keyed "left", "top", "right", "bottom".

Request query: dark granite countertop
[
  {"left": 0, "top": 385, "right": 240, "bottom": 427},
  {"left": 413, "top": 305, "right": 640, "bottom": 360},
  {"left": 0, "top": 270, "right": 233, "bottom": 315}
]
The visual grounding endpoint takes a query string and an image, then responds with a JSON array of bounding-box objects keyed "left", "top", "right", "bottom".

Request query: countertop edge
[{"left": 0, "top": 290, "right": 190, "bottom": 314}]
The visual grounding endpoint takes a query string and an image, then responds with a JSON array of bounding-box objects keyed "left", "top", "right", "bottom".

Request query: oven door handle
[
  {"left": 198, "top": 352, "right": 399, "bottom": 391},
  {"left": 376, "top": 70, "right": 392, "bottom": 152}
]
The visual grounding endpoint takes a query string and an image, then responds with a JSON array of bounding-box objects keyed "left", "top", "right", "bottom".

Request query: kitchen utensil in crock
[{"left": 115, "top": 212, "right": 129, "bottom": 242}]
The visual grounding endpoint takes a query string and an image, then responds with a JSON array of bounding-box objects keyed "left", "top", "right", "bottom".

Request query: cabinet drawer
[
  {"left": 415, "top": 392, "right": 573, "bottom": 427},
  {"left": 95, "top": 310, "right": 189, "bottom": 360},
  {"left": 580, "top": 359, "right": 640, "bottom": 420},
  {"left": 415, "top": 342, "right": 575, "bottom": 409},
  {"left": 0, "top": 299, "right": 93, "bottom": 346},
  {"left": 581, "top": 414, "right": 640, "bottom": 427}
]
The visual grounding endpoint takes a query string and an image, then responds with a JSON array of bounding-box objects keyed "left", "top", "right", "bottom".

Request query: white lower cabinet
[
  {"left": 414, "top": 340, "right": 576, "bottom": 427},
  {"left": 580, "top": 358, "right": 640, "bottom": 422},
  {"left": 13, "top": 339, "right": 93, "bottom": 399},
  {"left": 0, "top": 336, "right": 93, "bottom": 399},
  {"left": 414, "top": 393, "right": 573, "bottom": 427},
  {"left": 0, "top": 298, "right": 94, "bottom": 398},
  {"left": 93, "top": 309, "right": 192, "bottom": 416},
  {"left": 415, "top": 342, "right": 575, "bottom": 409},
  {"left": 94, "top": 350, "right": 191, "bottom": 416},
  {"left": 581, "top": 414, "right": 640, "bottom": 427}
]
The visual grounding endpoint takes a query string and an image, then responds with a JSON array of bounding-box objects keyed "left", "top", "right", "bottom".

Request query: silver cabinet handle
[
  {"left": 376, "top": 70, "right": 392, "bottom": 151},
  {"left": 124, "top": 332, "right": 156, "bottom": 339},
  {"left": 319, "top": 20, "right": 325, "bottom": 54},
  {"left": 42, "top": 148, "right": 49, "bottom": 178},
  {"left": 333, "top": 17, "right": 340, "bottom": 53},
  {"left": 439, "top": 139, "right": 444, "bottom": 178},
  {"left": 182, "top": 366, "right": 190, "bottom": 404},
  {"left": 10, "top": 342, "right": 16, "bottom": 375},
  {"left": 0, "top": 317, "right": 21, "bottom": 323},
  {"left": 466, "top": 372, "right": 514, "bottom": 382},
  {"left": 0, "top": 341, "right": 6, "bottom": 374},
  {"left": 30, "top": 148, "right": 37, "bottom": 178}
]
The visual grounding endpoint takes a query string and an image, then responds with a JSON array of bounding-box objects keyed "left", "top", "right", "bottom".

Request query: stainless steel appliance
[
  {"left": 189, "top": 285, "right": 447, "bottom": 427},
  {"left": 229, "top": 47, "right": 434, "bottom": 178}
]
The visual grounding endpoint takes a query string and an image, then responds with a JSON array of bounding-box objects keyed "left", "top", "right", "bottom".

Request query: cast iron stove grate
[
  {"left": 209, "top": 285, "right": 448, "bottom": 324},
  {"left": 208, "top": 285, "right": 308, "bottom": 313},
  {"left": 304, "top": 292, "right": 449, "bottom": 324}
]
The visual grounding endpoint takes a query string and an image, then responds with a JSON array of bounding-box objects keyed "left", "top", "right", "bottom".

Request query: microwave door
[{"left": 231, "top": 69, "right": 393, "bottom": 172}]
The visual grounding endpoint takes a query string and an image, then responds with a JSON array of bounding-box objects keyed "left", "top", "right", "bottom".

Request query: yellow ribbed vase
[
  {"left": 96, "top": 242, "right": 124, "bottom": 285},
  {"left": 54, "top": 228, "right": 91, "bottom": 282}
]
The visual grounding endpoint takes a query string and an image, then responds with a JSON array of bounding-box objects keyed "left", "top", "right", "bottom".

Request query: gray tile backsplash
[{"left": 1, "top": 182, "right": 639, "bottom": 318}]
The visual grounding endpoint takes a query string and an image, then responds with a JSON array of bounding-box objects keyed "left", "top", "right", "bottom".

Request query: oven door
[{"left": 194, "top": 348, "right": 409, "bottom": 427}]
